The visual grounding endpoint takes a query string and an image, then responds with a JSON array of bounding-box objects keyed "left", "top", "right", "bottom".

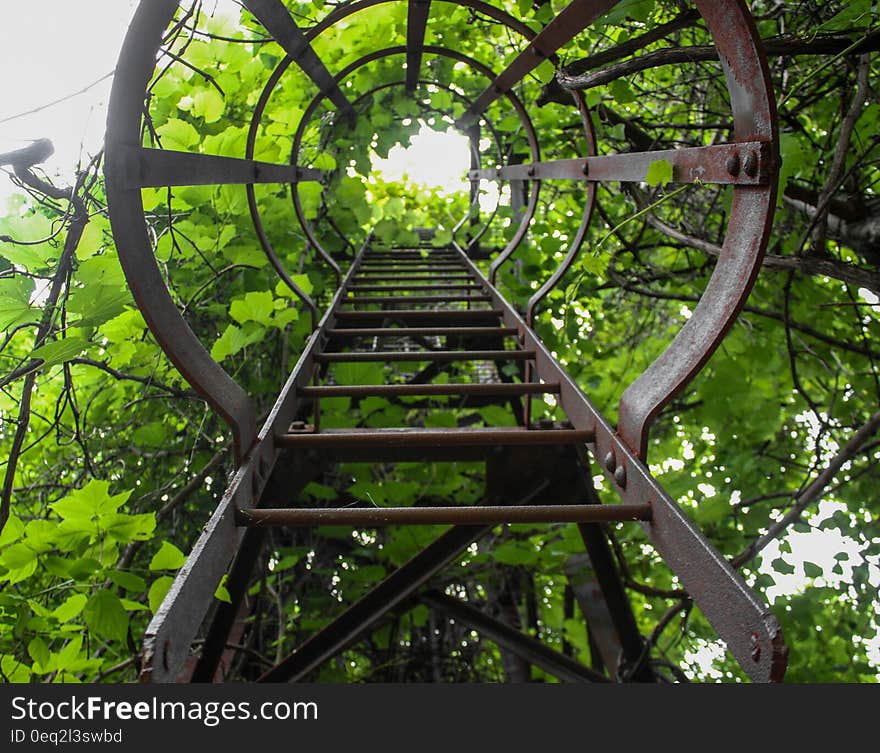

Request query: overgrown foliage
[{"left": 1, "top": 0, "right": 878, "bottom": 683}]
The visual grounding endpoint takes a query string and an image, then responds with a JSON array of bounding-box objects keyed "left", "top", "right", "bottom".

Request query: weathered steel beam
[
  {"left": 344, "top": 294, "right": 493, "bottom": 304},
  {"left": 236, "top": 503, "right": 651, "bottom": 527},
  {"left": 325, "top": 326, "right": 518, "bottom": 337},
  {"left": 277, "top": 427, "right": 593, "bottom": 449},
  {"left": 422, "top": 590, "right": 608, "bottom": 683},
  {"left": 406, "top": 0, "right": 431, "bottom": 91},
  {"left": 190, "top": 449, "right": 323, "bottom": 682},
  {"left": 469, "top": 142, "right": 773, "bottom": 186},
  {"left": 113, "top": 147, "right": 324, "bottom": 188},
  {"left": 257, "top": 449, "right": 559, "bottom": 682},
  {"left": 242, "top": 0, "right": 354, "bottom": 116},
  {"left": 298, "top": 382, "right": 558, "bottom": 398},
  {"left": 447, "top": 244, "right": 787, "bottom": 682},
  {"left": 457, "top": 0, "right": 620, "bottom": 127},
  {"left": 314, "top": 350, "right": 534, "bottom": 363},
  {"left": 565, "top": 554, "right": 623, "bottom": 678},
  {"left": 257, "top": 522, "right": 496, "bottom": 681}
]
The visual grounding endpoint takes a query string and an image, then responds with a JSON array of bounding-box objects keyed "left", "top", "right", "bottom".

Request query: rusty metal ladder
[
  {"left": 103, "top": 0, "right": 788, "bottom": 684},
  {"left": 225, "top": 238, "right": 663, "bottom": 683},
  {"left": 243, "top": 241, "right": 637, "bottom": 527},
  {"left": 132, "top": 234, "right": 785, "bottom": 685}
]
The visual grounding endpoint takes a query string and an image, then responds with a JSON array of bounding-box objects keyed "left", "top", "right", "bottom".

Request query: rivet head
[
  {"left": 290, "top": 420, "right": 307, "bottom": 431},
  {"left": 603, "top": 451, "right": 616, "bottom": 472},
  {"left": 614, "top": 464, "right": 627, "bottom": 487},
  {"left": 750, "top": 632, "right": 762, "bottom": 662},
  {"left": 726, "top": 153, "right": 741, "bottom": 176},
  {"left": 743, "top": 151, "right": 758, "bottom": 178},
  {"left": 527, "top": 165, "right": 536, "bottom": 177}
]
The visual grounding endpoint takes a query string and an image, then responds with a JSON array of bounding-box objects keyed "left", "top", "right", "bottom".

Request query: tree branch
[
  {"left": 1, "top": 153, "right": 92, "bottom": 535},
  {"left": 557, "top": 31, "right": 880, "bottom": 93},
  {"left": 731, "top": 409, "right": 880, "bottom": 568},
  {"left": 69, "top": 357, "right": 198, "bottom": 400}
]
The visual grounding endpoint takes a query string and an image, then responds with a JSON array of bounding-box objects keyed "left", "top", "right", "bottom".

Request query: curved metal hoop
[
  {"left": 105, "top": 0, "right": 257, "bottom": 463},
  {"left": 525, "top": 87, "right": 597, "bottom": 327},
  {"left": 276, "top": 45, "right": 541, "bottom": 281},
  {"left": 616, "top": 0, "right": 778, "bottom": 458},
  {"left": 105, "top": 0, "right": 778, "bottom": 472}
]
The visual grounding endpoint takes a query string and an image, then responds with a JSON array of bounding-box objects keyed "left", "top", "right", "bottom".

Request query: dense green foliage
[{"left": 1, "top": 0, "right": 878, "bottom": 682}]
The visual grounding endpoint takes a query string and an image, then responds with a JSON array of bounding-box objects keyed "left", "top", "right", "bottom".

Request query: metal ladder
[
  {"left": 103, "top": 0, "right": 787, "bottom": 684},
  {"left": 137, "top": 236, "right": 785, "bottom": 684}
]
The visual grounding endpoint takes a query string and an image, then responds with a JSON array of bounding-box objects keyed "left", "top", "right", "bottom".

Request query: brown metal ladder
[
  {"left": 242, "top": 241, "right": 646, "bottom": 528},
  {"left": 139, "top": 236, "right": 785, "bottom": 685}
]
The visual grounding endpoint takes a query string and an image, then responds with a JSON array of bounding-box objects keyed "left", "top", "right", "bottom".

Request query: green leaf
[
  {"left": 771, "top": 557, "right": 795, "bottom": 576},
  {"left": 148, "top": 576, "right": 175, "bottom": 613},
  {"left": 410, "top": 604, "right": 429, "bottom": 628},
  {"left": 54, "top": 636, "right": 83, "bottom": 671},
  {"left": 302, "top": 482, "right": 338, "bottom": 501},
  {"left": 120, "top": 598, "right": 151, "bottom": 612},
  {"left": 51, "top": 479, "right": 132, "bottom": 522},
  {"left": 156, "top": 118, "right": 200, "bottom": 150},
  {"left": 276, "top": 274, "right": 313, "bottom": 298},
  {"left": 104, "top": 512, "right": 156, "bottom": 543},
  {"left": 0, "top": 543, "right": 37, "bottom": 570},
  {"left": 492, "top": 540, "right": 538, "bottom": 566},
  {"left": 215, "top": 574, "right": 232, "bottom": 603},
  {"left": 30, "top": 337, "right": 89, "bottom": 368},
  {"left": 0, "top": 275, "right": 35, "bottom": 330},
  {"left": 108, "top": 571, "right": 147, "bottom": 593},
  {"left": 645, "top": 159, "right": 673, "bottom": 187},
  {"left": 0, "top": 655, "right": 31, "bottom": 683},
  {"left": 210, "top": 323, "right": 262, "bottom": 361},
  {"left": 229, "top": 290, "right": 275, "bottom": 325},
  {"left": 193, "top": 88, "right": 225, "bottom": 123},
  {"left": 610, "top": 79, "right": 636, "bottom": 104},
  {"left": 53, "top": 593, "right": 88, "bottom": 623},
  {"left": 67, "top": 284, "right": 129, "bottom": 328},
  {"left": 75, "top": 220, "right": 105, "bottom": 260},
  {"left": 334, "top": 361, "right": 384, "bottom": 386},
  {"left": 149, "top": 541, "right": 186, "bottom": 571},
  {"left": 27, "top": 637, "right": 51, "bottom": 669},
  {"left": 83, "top": 591, "right": 130, "bottom": 643},
  {"left": 803, "top": 561, "right": 823, "bottom": 578}
]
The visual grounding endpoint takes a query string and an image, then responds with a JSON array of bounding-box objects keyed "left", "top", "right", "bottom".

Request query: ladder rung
[
  {"left": 357, "top": 266, "right": 464, "bottom": 272},
  {"left": 316, "top": 350, "right": 534, "bottom": 363},
  {"left": 278, "top": 427, "right": 594, "bottom": 448},
  {"left": 298, "top": 382, "right": 560, "bottom": 398},
  {"left": 365, "top": 253, "right": 458, "bottom": 259},
  {"left": 353, "top": 275, "right": 473, "bottom": 282},
  {"left": 347, "top": 284, "right": 483, "bottom": 292},
  {"left": 237, "top": 504, "right": 651, "bottom": 527},
  {"left": 326, "top": 327, "right": 518, "bottom": 338},
  {"left": 345, "top": 294, "right": 492, "bottom": 304},
  {"left": 334, "top": 309, "right": 503, "bottom": 321}
]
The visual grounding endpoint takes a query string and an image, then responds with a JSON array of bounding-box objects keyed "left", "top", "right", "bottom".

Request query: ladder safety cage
[{"left": 104, "top": 0, "right": 785, "bottom": 684}]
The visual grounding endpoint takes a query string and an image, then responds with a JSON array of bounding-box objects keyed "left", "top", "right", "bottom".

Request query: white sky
[
  {"left": 372, "top": 125, "right": 470, "bottom": 194},
  {"left": 0, "top": 1, "right": 139, "bottom": 201}
]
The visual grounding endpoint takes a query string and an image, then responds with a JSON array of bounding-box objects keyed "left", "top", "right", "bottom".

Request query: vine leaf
[{"left": 645, "top": 158, "right": 673, "bottom": 187}]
